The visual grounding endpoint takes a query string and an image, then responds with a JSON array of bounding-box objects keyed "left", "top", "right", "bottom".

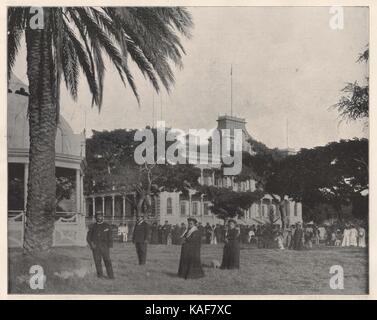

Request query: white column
[
  {"left": 200, "top": 195, "right": 204, "bottom": 217},
  {"left": 23, "top": 163, "right": 28, "bottom": 211},
  {"left": 269, "top": 199, "right": 273, "bottom": 217},
  {"left": 112, "top": 195, "right": 115, "bottom": 221},
  {"left": 80, "top": 173, "right": 85, "bottom": 216},
  {"left": 76, "top": 169, "right": 80, "bottom": 214},
  {"left": 212, "top": 171, "right": 215, "bottom": 186},
  {"left": 92, "top": 197, "right": 96, "bottom": 219},
  {"left": 122, "top": 195, "right": 126, "bottom": 220},
  {"left": 259, "top": 199, "right": 263, "bottom": 217},
  {"left": 102, "top": 196, "right": 105, "bottom": 215},
  {"left": 200, "top": 168, "right": 204, "bottom": 185}
]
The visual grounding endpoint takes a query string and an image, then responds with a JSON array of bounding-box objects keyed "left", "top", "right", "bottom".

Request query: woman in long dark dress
[
  {"left": 221, "top": 219, "right": 240, "bottom": 269},
  {"left": 178, "top": 218, "right": 205, "bottom": 279},
  {"left": 150, "top": 222, "right": 159, "bottom": 244},
  {"left": 292, "top": 222, "right": 304, "bottom": 250}
]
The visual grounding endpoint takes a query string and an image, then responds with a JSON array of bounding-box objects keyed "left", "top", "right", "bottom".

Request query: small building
[{"left": 8, "top": 75, "right": 87, "bottom": 247}]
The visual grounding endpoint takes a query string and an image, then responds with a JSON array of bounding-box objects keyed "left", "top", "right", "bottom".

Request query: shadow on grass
[
  {"left": 163, "top": 271, "right": 179, "bottom": 278},
  {"left": 8, "top": 245, "right": 368, "bottom": 295}
]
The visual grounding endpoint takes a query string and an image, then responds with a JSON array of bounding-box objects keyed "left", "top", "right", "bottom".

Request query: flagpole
[
  {"left": 286, "top": 118, "right": 289, "bottom": 149},
  {"left": 230, "top": 64, "right": 233, "bottom": 117},
  {"left": 152, "top": 91, "right": 155, "bottom": 128},
  {"left": 160, "top": 94, "right": 163, "bottom": 121}
]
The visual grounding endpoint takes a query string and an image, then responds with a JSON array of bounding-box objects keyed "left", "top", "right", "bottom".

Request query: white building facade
[{"left": 85, "top": 114, "right": 302, "bottom": 227}]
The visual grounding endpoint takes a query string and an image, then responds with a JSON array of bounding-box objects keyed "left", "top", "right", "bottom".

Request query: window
[
  {"left": 166, "top": 197, "right": 173, "bottom": 215},
  {"left": 262, "top": 204, "right": 268, "bottom": 217},
  {"left": 151, "top": 197, "right": 157, "bottom": 216},
  {"left": 250, "top": 180, "right": 256, "bottom": 191},
  {"left": 192, "top": 201, "right": 199, "bottom": 216},
  {"left": 203, "top": 202, "right": 210, "bottom": 215},
  {"left": 180, "top": 201, "right": 187, "bottom": 216}
]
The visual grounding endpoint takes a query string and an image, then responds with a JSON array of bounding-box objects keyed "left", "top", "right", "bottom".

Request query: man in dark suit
[
  {"left": 87, "top": 213, "right": 114, "bottom": 279},
  {"left": 132, "top": 214, "right": 150, "bottom": 265}
]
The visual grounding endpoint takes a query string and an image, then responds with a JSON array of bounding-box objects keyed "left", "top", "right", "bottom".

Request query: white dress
[
  {"left": 358, "top": 227, "right": 366, "bottom": 248},
  {"left": 277, "top": 236, "right": 284, "bottom": 250},
  {"left": 342, "top": 229, "right": 350, "bottom": 247},
  {"left": 211, "top": 230, "right": 217, "bottom": 244},
  {"left": 349, "top": 228, "right": 358, "bottom": 247}
]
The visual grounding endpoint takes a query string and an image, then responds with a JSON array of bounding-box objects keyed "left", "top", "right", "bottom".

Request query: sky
[{"left": 12, "top": 6, "right": 369, "bottom": 150}]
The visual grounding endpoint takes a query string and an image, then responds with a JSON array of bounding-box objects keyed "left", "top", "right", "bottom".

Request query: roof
[{"left": 7, "top": 74, "right": 85, "bottom": 158}]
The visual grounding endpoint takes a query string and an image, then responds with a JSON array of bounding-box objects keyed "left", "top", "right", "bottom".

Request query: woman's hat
[
  {"left": 187, "top": 217, "right": 197, "bottom": 223},
  {"left": 228, "top": 219, "right": 237, "bottom": 224}
]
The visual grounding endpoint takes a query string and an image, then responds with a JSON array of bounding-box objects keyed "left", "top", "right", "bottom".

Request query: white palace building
[{"left": 85, "top": 115, "right": 303, "bottom": 227}]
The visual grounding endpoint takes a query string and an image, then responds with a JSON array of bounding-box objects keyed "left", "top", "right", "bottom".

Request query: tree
[
  {"left": 199, "top": 185, "right": 264, "bottom": 223},
  {"left": 241, "top": 149, "right": 290, "bottom": 229},
  {"left": 333, "top": 47, "right": 369, "bottom": 124},
  {"left": 85, "top": 128, "right": 201, "bottom": 217},
  {"left": 262, "top": 207, "right": 281, "bottom": 248},
  {"left": 8, "top": 7, "right": 193, "bottom": 252},
  {"left": 264, "top": 139, "right": 368, "bottom": 222},
  {"left": 56, "top": 176, "right": 75, "bottom": 210}
]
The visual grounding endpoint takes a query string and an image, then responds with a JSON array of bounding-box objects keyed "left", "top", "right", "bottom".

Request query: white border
[{"left": 0, "top": 0, "right": 375, "bottom": 300}]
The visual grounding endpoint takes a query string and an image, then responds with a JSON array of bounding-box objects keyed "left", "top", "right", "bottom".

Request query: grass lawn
[{"left": 8, "top": 243, "right": 368, "bottom": 295}]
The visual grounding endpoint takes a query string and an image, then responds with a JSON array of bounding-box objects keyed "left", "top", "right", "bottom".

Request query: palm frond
[
  {"left": 7, "top": 7, "right": 28, "bottom": 79},
  {"left": 74, "top": 7, "right": 141, "bottom": 103},
  {"left": 8, "top": 6, "right": 193, "bottom": 109},
  {"left": 62, "top": 16, "right": 99, "bottom": 106}
]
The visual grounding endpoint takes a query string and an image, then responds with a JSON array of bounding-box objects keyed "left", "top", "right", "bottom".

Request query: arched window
[{"left": 166, "top": 197, "right": 173, "bottom": 215}]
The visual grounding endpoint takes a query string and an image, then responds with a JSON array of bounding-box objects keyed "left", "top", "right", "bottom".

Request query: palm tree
[
  {"left": 333, "top": 47, "right": 369, "bottom": 125},
  {"left": 8, "top": 7, "right": 193, "bottom": 253}
]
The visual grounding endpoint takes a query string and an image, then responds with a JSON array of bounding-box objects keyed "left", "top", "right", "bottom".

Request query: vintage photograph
[{"left": 7, "top": 6, "right": 369, "bottom": 295}]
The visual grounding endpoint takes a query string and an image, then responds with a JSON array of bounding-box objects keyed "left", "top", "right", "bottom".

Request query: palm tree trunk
[{"left": 23, "top": 9, "right": 57, "bottom": 252}]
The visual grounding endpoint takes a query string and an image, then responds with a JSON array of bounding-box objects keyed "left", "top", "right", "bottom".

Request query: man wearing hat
[
  {"left": 132, "top": 214, "right": 150, "bottom": 265},
  {"left": 178, "top": 217, "right": 205, "bottom": 279},
  {"left": 87, "top": 212, "right": 114, "bottom": 279}
]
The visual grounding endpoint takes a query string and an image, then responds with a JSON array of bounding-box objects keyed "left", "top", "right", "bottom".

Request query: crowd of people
[
  {"left": 115, "top": 220, "right": 367, "bottom": 250},
  {"left": 320, "top": 223, "right": 367, "bottom": 248},
  {"left": 87, "top": 214, "right": 367, "bottom": 280},
  {"left": 254, "top": 222, "right": 367, "bottom": 250},
  {"left": 116, "top": 220, "right": 229, "bottom": 246}
]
